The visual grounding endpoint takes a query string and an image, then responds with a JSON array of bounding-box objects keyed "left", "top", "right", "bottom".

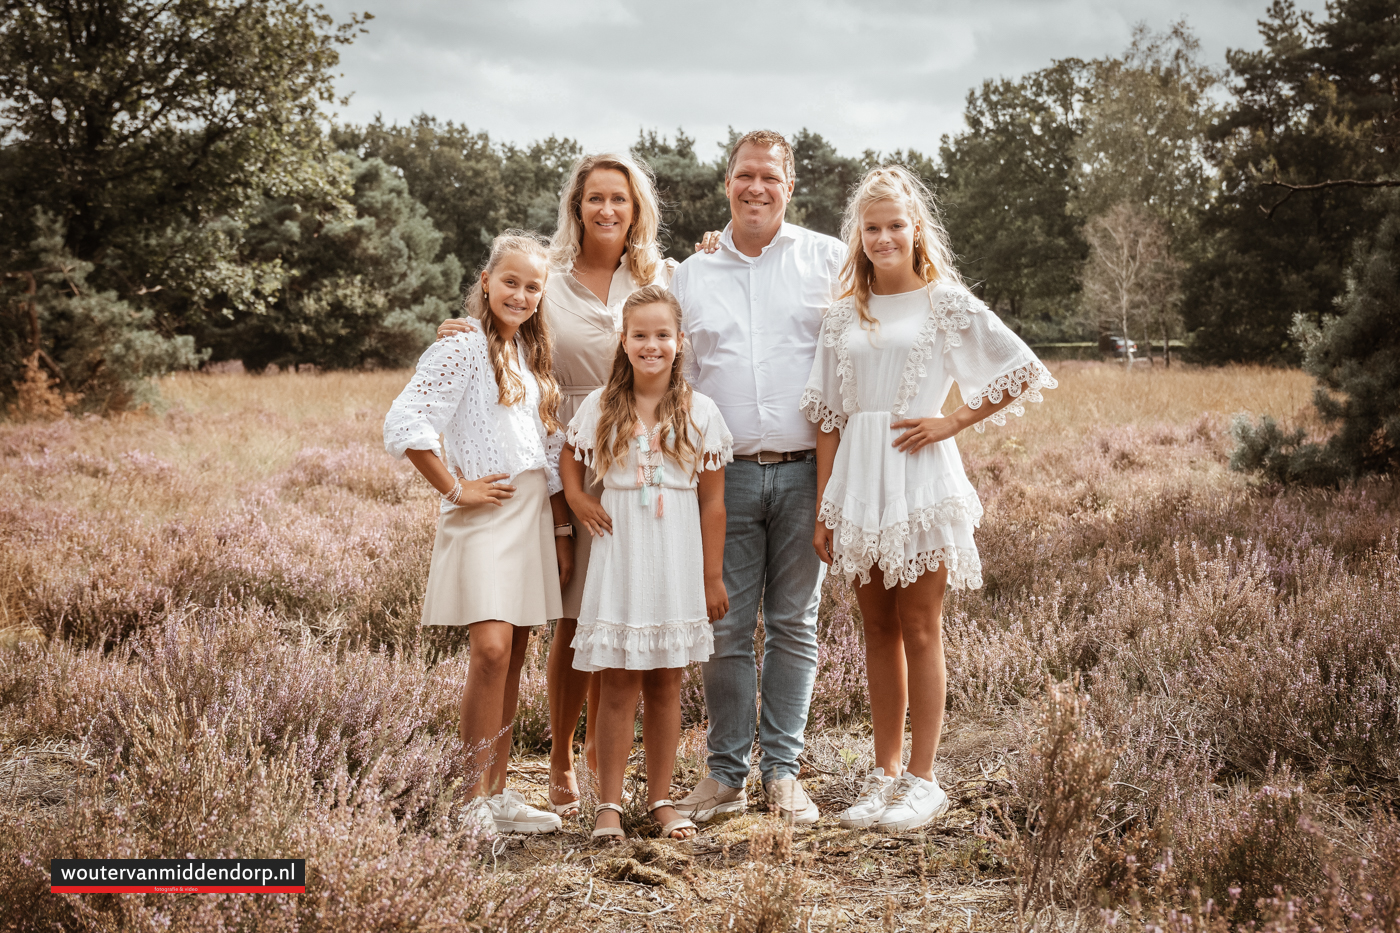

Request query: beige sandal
[
  {"left": 592, "top": 802, "right": 626, "bottom": 842},
  {"left": 649, "top": 799, "right": 697, "bottom": 840},
  {"left": 549, "top": 795, "right": 581, "bottom": 819}
]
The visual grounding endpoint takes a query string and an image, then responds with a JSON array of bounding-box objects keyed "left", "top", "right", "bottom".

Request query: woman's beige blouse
[{"left": 547, "top": 255, "right": 677, "bottom": 424}]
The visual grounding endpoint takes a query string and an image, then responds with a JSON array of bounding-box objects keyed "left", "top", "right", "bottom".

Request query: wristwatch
[{"left": 554, "top": 523, "right": 574, "bottom": 538}]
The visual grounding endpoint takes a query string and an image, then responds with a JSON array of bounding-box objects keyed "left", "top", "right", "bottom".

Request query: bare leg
[
  {"left": 855, "top": 580, "right": 909, "bottom": 778},
  {"left": 460, "top": 621, "right": 517, "bottom": 798},
  {"left": 547, "top": 618, "right": 593, "bottom": 805},
  {"left": 584, "top": 674, "right": 601, "bottom": 773},
  {"left": 482, "top": 626, "right": 532, "bottom": 796},
  {"left": 640, "top": 668, "right": 693, "bottom": 839},
  {"left": 895, "top": 566, "right": 947, "bottom": 780},
  {"left": 595, "top": 668, "right": 644, "bottom": 832}
]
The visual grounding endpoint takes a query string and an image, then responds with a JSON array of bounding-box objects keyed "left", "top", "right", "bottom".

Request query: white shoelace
[
  {"left": 889, "top": 775, "right": 926, "bottom": 805},
  {"left": 854, "top": 774, "right": 892, "bottom": 806}
]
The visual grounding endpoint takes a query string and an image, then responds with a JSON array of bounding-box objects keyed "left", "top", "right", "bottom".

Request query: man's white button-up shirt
[{"left": 672, "top": 222, "right": 845, "bottom": 456}]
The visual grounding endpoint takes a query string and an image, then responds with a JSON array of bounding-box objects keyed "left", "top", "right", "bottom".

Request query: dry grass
[{"left": 1, "top": 362, "right": 1395, "bottom": 933}]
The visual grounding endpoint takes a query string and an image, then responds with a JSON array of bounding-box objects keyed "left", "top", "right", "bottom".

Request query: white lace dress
[
  {"left": 800, "top": 283, "right": 1057, "bottom": 589},
  {"left": 566, "top": 390, "right": 733, "bottom": 671}
]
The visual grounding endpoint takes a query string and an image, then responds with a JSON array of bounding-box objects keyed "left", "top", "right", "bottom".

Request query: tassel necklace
[{"left": 633, "top": 421, "right": 668, "bottom": 518}]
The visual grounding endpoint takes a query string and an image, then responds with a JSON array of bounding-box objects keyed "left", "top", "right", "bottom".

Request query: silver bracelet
[{"left": 446, "top": 479, "right": 462, "bottom": 504}]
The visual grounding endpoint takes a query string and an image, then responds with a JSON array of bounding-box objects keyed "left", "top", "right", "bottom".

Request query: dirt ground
[{"left": 495, "top": 718, "right": 1025, "bottom": 932}]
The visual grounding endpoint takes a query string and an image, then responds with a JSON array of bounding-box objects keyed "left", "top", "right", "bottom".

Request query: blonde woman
[
  {"left": 803, "top": 166, "right": 1057, "bottom": 832},
  {"left": 436, "top": 153, "right": 716, "bottom": 818}
]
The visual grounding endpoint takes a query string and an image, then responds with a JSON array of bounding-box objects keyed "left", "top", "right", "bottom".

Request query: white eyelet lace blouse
[
  {"left": 800, "top": 282, "right": 1056, "bottom": 590},
  {"left": 384, "top": 330, "right": 562, "bottom": 511}
]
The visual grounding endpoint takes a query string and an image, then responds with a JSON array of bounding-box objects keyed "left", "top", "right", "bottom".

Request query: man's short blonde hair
[{"left": 726, "top": 130, "right": 795, "bottom": 184}]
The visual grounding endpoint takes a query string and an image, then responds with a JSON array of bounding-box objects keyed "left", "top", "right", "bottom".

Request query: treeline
[{"left": 1, "top": 0, "right": 1397, "bottom": 417}]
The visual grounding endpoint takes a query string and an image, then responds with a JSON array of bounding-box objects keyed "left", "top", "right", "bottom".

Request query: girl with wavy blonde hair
[
  {"left": 560, "top": 284, "right": 733, "bottom": 843},
  {"left": 463, "top": 232, "right": 564, "bottom": 432},
  {"left": 803, "top": 164, "right": 1057, "bottom": 835},
  {"left": 384, "top": 229, "right": 574, "bottom": 836},
  {"left": 838, "top": 164, "right": 963, "bottom": 331}
]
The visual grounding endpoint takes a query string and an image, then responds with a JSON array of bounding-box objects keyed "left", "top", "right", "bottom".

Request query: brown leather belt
[{"left": 732, "top": 449, "right": 815, "bottom": 464}]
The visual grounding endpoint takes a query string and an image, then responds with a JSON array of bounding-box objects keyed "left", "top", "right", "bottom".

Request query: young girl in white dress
[
  {"left": 561, "top": 284, "right": 733, "bottom": 842},
  {"left": 384, "top": 231, "right": 572, "bottom": 836},
  {"left": 803, "top": 166, "right": 1057, "bottom": 833}
]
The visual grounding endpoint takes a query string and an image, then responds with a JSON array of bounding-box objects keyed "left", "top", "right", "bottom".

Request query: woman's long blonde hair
[
  {"left": 592, "top": 285, "right": 698, "bottom": 477},
  {"left": 463, "top": 230, "right": 563, "bottom": 433},
  {"left": 839, "top": 165, "right": 963, "bottom": 329},
  {"left": 551, "top": 152, "right": 664, "bottom": 286}
]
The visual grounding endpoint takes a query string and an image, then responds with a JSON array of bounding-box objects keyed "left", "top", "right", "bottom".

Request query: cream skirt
[{"left": 420, "top": 468, "right": 562, "bottom": 627}]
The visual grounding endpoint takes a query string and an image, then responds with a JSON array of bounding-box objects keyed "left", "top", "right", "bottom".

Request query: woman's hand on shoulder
[
  {"left": 436, "top": 318, "right": 476, "bottom": 341},
  {"left": 567, "top": 491, "right": 612, "bottom": 537},
  {"left": 694, "top": 230, "right": 722, "bottom": 254},
  {"left": 890, "top": 415, "right": 962, "bottom": 454},
  {"left": 455, "top": 472, "right": 515, "bottom": 507}
]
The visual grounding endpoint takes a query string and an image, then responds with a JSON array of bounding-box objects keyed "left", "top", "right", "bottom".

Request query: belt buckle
[{"left": 756, "top": 450, "right": 783, "bottom": 465}]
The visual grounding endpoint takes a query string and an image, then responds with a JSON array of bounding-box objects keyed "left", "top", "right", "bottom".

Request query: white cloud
[{"left": 322, "top": 0, "right": 1329, "bottom": 159}]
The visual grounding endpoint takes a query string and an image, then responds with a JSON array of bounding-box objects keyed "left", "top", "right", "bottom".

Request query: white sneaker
[
  {"left": 838, "top": 768, "right": 897, "bottom": 829},
  {"left": 874, "top": 773, "right": 949, "bottom": 833},
  {"left": 457, "top": 796, "right": 497, "bottom": 838},
  {"left": 488, "top": 789, "right": 562, "bottom": 834}
]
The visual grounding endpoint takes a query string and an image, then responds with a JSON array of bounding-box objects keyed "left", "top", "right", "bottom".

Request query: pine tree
[{"left": 1232, "top": 190, "right": 1400, "bottom": 483}]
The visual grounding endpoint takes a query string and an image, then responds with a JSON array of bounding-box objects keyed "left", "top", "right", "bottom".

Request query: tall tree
[
  {"left": 1232, "top": 188, "right": 1400, "bottom": 484},
  {"left": 1081, "top": 203, "right": 1181, "bottom": 365},
  {"left": 335, "top": 118, "right": 579, "bottom": 273},
  {"left": 632, "top": 130, "right": 728, "bottom": 260},
  {"left": 1184, "top": 0, "right": 1397, "bottom": 363},
  {"left": 201, "top": 155, "right": 463, "bottom": 371},
  {"left": 936, "top": 60, "right": 1091, "bottom": 337},
  {"left": 0, "top": 0, "right": 365, "bottom": 403},
  {"left": 1070, "top": 23, "right": 1221, "bottom": 239},
  {"left": 788, "top": 129, "right": 865, "bottom": 238}
]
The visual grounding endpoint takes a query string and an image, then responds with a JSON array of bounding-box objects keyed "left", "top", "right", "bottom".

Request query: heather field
[{"left": 1, "top": 363, "right": 1397, "bottom": 933}]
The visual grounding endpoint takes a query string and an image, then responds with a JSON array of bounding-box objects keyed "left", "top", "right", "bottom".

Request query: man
[{"left": 670, "top": 130, "right": 844, "bottom": 824}]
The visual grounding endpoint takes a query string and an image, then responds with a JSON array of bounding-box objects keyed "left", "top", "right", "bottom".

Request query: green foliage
[
  {"left": 1185, "top": 0, "right": 1397, "bottom": 363},
  {"left": 1232, "top": 189, "right": 1400, "bottom": 483},
  {"left": 0, "top": 0, "right": 364, "bottom": 408},
  {"left": 788, "top": 129, "right": 866, "bottom": 237},
  {"left": 333, "top": 117, "right": 580, "bottom": 274},
  {"left": 201, "top": 155, "right": 463, "bottom": 371},
  {"left": 936, "top": 60, "right": 1091, "bottom": 336},
  {"left": 1070, "top": 23, "right": 1221, "bottom": 239},
  {"left": 5, "top": 211, "right": 205, "bottom": 412},
  {"left": 632, "top": 129, "right": 729, "bottom": 260}
]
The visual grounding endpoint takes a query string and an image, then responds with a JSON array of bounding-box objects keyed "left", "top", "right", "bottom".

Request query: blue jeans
[{"left": 702, "top": 456, "right": 825, "bottom": 788}]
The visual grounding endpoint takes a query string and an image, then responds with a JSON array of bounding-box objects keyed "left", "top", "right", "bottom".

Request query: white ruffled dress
[
  {"left": 567, "top": 389, "right": 734, "bottom": 671},
  {"left": 800, "top": 283, "right": 1056, "bottom": 590}
]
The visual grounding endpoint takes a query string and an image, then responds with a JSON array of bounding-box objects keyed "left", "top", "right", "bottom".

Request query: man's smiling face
[{"left": 725, "top": 142, "right": 793, "bottom": 239}]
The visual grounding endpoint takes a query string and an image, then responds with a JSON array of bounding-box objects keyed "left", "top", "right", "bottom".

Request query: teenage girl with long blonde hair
[
  {"left": 803, "top": 166, "right": 1057, "bottom": 832},
  {"left": 385, "top": 231, "right": 571, "bottom": 835},
  {"left": 561, "top": 285, "right": 732, "bottom": 842}
]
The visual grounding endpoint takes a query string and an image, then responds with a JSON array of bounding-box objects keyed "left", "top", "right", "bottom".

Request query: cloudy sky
[{"left": 318, "top": 0, "right": 1327, "bottom": 160}]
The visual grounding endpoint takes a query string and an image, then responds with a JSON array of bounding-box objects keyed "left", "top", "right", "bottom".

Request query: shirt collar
[{"left": 718, "top": 221, "right": 799, "bottom": 260}]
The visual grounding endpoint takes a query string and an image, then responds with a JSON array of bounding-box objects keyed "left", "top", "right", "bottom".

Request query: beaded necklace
[{"left": 633, "top": 421, "right": 669, "bottom": 518}]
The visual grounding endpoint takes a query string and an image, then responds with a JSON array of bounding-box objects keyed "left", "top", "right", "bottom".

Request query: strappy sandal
[
  {"left": 648, "top": 799, "right": 697, "bottom": 840},
  {"left": 591, "top": 802, "right": 626, "bottom": 842},
  {"left": 548, "top": 795, "right": 581, "bottom": 819}
]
